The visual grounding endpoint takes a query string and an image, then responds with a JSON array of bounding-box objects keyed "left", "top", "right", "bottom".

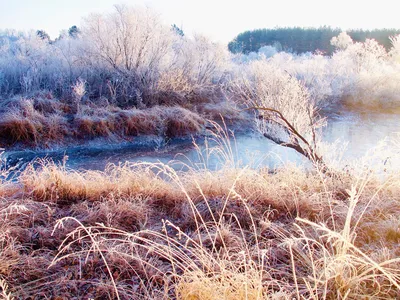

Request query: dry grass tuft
[
  {"left": 20, "top": 161, "right": 182, "bottom": 205},
  {"left": 115, "top": 109, "right": 160, "bottom": 136},
  {"left": 0, "top": 277, "right": 13, "bottom": 300},
  {"left": 160, "top": 106, "right": 206, "bottom": 138},
  {"left": 176, "top": 269, "right": 263, "bottom": 300},
  {"left": 70, "top": 196, "right": 150, "bottom": 232}
]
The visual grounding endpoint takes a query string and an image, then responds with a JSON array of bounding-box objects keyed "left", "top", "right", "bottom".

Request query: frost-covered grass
[{"left": 1, "top": 132, "right": 400, "bottom": 298}]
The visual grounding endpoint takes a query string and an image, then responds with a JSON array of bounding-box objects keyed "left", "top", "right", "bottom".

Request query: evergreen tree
[
  {"left": 36, "top": 29, "right": 50, "bottom": 41},
  {"left": 68, "top": 25, "right": 81, "bottom": 38},
  {"left": 171, "top": 24, "right": 184, "bottom": 37}
]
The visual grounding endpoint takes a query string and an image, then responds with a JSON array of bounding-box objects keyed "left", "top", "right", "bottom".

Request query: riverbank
[
  {"left": 4, "top": 104, "right": 400, "bottom": 177},
  {"left": 0, "top": 93, "right": 246, "bottom": 151}
]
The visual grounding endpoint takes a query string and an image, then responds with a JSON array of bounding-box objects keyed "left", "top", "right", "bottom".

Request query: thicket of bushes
[
  {"left": 233, "top": 32, "right": 400, "bottom": 108},
  {"left": 0, "top": 5, "right": 228, "bottom": 107}
]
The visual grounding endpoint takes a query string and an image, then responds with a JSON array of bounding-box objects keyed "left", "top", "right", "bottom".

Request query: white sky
[{"left": 0, "top": 0, "right": 399, "bottom": 44}]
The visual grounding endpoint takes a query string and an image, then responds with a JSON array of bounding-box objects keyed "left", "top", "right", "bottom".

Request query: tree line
[{"left": 228, "top": 27, "right": 400, "bottom": 55}]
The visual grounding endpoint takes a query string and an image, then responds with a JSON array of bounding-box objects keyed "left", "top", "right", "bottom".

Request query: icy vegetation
[
  {"left": 1, "top": 4, "right": 400, "bottom": 300},
  {"left": 233, "top": 31, "right": 400, "bottom": 108},
  {"left": 0, "top": 6, "right": 400, "bottom": 150},
  {"left": 0, "top": 5, "right": 228, "bottom": 107}
]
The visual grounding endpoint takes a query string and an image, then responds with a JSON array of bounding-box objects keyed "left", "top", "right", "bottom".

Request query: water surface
[{"left": 4, "top": 105, "right": 400, "bottom": 172}]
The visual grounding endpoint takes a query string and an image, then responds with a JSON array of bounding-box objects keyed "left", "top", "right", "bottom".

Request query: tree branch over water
[
  {"left": 229, "top": 60, "right": 327, "bottom": 170},
  {"left": 246, "top": 106, "right": 324, "bottom": 165}
]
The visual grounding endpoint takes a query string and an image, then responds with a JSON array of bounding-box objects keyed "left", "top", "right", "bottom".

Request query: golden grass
[
  {"left": 1, "top": 129, "right": 400, "bottom": 298},
  {"left": 0, "top": 278, "right": 13, "bottom": 300},
  {"left": 115, "top": 109, "right": 161, "bottom": 136},
  {"left": 41, "top": 162, "right": 400, "bottom": 299},
  {"left": 21, "top": 161, "right": 181, "bottom": 206},
  {"left": 176, "top": 269, "right": 264, "bottom": 300}
]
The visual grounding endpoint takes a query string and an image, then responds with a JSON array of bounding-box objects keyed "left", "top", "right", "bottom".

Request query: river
[{"left": 3, "top": 105, "right": 400, "bottom": 173}]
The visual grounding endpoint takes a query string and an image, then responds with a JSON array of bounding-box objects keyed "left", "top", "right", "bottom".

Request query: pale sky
[{"left": 0, "top": 0, "right": 399, "bottom": 44}]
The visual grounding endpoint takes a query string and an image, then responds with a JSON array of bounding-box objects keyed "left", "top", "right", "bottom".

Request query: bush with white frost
[
  {"left": 81, "top": 5, "right": 175, "bottom": 102},
  {"left": 330, "top": 32, "right": 353, "bottom": 50},
  {"left": 0, "top": 5, "right": 229, "bottom": 107},
  {"left": 230, "top": 59, "right": 326, "bottom": 164},
  {"left": 1, "top": 8, "right": 400, "bottom": 111},
  {"left": 234, "top": 32, "right": 400, "bottom": 108}
]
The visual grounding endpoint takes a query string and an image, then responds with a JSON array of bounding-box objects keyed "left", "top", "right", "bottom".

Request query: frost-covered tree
[
  {"left": 330, "top": 32, "right": 353, "bottom": 50},
  {"left": 53, "top": 36, "right": 84, "bottom": 89},
  {"left": 230, "top": 60, "right": 326, "bottom": 165},
  {"left": 82, "top": 5, "right": 173, "bottom": 77},
  {"left": 81, "top": 5, "right": 180, "bottom": 105}
]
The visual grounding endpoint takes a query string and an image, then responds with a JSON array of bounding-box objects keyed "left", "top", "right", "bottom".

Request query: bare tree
[{"left": 81, "top": 5, "right": 174, "bottom": 87}]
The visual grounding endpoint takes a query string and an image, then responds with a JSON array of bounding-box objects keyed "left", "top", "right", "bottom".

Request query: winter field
[{"left": 1, "top": 4, "right": 400, "bottom": 299}]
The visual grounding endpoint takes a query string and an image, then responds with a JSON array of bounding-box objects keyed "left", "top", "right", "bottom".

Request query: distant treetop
[
  {"left": 68, "top": 25, "right": 81, "bottom": 38},
  {"left": 36, "top": 29, "right": 50, "bottom": 41},
  {"left": 171, "top": 24, "right": 184, "bottom": 37}
]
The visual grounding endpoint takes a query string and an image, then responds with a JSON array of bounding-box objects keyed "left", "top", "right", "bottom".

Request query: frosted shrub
[
  {"left": 0, "top": 30, "right": 84, "bottom": 97},
  {"left": 82, "top": 5, "right": 174, "bottom": 76},
  {"left": 0, "top": 31, "right": 51, "bottom": 94},
  {"left": 230, "top": 59, "right": 326, "bottom": 164},
  {"left": 233, "top": 32, "right": 400, "bottom": 108},
  {"left": 258, "top": 45, "right": 278, "bottom": 58},
  {"left": 282, "top": 53, "right": 337, "bottom": 105},
  {"left": 71, "top": 78, "right": 86, "bottom": 113},
  {"left": 232, "top": 45, "right": 279, "bottom": 64},
  {"left": 81, "top": 5, "right": 175, "bottom": 105},
  {"left": 259, "top": 51, "right": 346, "bottom": 106},
  {"left": 332, "top": 37, "right": 400, "bottom": 107},
  {"left": 330, "top": 32, "right": 353, "bottom": 50},
  {"left": 53, "top": 37, "right": 85, "bottom": 89},
  {"left": 162, "top": 34, "right": 228, "bottom": 99}
]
